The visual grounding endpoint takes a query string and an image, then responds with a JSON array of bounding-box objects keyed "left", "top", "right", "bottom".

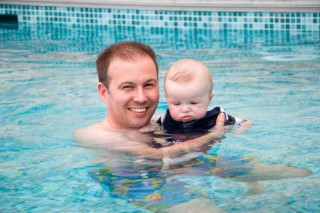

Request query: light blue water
[{"left": 0, "top": 23, "right": 319, "bottom": 212}]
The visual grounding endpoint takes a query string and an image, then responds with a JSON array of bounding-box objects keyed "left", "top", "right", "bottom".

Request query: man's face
[{"left": 103, "top": 56, "right": 159, "bottom": 129}]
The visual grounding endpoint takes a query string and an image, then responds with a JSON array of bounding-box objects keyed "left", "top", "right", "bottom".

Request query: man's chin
[
  {"left": 127, "top": 113, "right": 154, "bottom": 128},
  {"left": 128, "top": 121, "right": 149, "bottom": 129}
]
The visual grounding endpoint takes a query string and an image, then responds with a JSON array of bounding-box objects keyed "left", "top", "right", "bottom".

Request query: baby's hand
[{"left": 139, "top": 122, "right": 159, "bottom": 133}]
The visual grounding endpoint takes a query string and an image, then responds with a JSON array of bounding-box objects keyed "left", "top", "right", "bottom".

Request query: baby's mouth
[{"left": 181, "top": 116, "right": 193, "bottom": 122}]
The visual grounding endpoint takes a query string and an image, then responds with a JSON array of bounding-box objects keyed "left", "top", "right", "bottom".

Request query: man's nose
[{"left": 133, "top": 88, "right": 147, "bottom": 102}]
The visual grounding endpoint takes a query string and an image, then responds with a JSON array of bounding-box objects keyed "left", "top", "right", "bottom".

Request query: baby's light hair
[{"left": 165, "top": 59, "right": 213, "bottom": 94}]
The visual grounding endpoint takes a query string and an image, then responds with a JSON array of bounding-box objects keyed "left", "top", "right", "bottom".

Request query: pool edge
[{"left": 0, "top": 0, "right": 320, "bottom": 12}]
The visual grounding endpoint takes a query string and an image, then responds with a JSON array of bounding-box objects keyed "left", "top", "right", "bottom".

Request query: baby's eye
[
  {"left": 173, "top": 103, "right": 181, "bottom": 106},
  {"left": 191, "top": 102, "right": 198, "bottom": 105}
]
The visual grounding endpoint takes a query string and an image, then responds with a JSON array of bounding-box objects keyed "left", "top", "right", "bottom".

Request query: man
[
  {"left": 73, "top": 41, "right": 230, "bottom": 212},
  {"left": 74, "top": 41, "right": 223, "bottom": 161},
  {"left": 74, "top": 41, "right": 228, "bottom": 212},
  {"left": 74, "top": 41, "right": 311, "bottom": 213}
]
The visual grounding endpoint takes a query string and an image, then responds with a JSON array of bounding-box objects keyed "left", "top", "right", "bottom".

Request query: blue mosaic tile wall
[{"left": 0, "top": 4, "right": 319, "bottom": 32}]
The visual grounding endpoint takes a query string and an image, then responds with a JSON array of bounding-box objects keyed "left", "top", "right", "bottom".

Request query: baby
[
  {"left": 157, "top": 58, "right": 250, "bottom": 135},
  {"left": 138, "top": 59, "right": 251, "bottom": 167}
]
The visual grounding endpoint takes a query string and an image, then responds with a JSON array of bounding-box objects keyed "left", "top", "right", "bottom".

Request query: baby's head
[{"left": 164, "top": 59, "right": 214, "bottom": 123}]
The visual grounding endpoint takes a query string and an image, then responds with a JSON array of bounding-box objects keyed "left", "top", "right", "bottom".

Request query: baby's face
[{"left": 165, "top": 79, "right": 212, "bottom": 123}]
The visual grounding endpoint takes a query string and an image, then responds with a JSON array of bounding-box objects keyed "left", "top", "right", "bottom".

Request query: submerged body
[{"left": 75, "top": 45, "right": 312, "bottom": 212}]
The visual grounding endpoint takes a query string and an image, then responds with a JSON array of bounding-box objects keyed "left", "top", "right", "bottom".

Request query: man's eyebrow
[
  {"left": 145, "top": 79, "right": 158, "bottom": 83},
  {"left": 118, "top": 82, "right": 135, "bottom": 87}
]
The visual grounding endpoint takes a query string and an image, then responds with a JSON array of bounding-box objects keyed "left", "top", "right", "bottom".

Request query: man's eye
[
  {"left": 144, "top": 83, "right": 154, "bottom": 88},
  {"left": 122, "top": 85, "right": 134, "bottom": 90},
  {"left": 144, "top": 83, "right": 156, "bottom": 88}
]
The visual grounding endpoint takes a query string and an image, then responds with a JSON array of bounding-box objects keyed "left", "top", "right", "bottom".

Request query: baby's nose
[{"left": 182, "top": 105, "right": 191, "bottom": 112}]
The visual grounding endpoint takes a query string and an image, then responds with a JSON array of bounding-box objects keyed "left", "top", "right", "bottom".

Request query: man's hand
[
  {"left": 139, "top": 122, "right": 160, "bottom": 133},
  {"left": 233, "top": 120, "right": 252, "bottom": 135}
]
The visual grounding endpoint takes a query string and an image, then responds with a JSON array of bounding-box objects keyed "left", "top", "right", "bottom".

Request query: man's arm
[
  {"left": 218, "top": 111, "right": 252, "bottom": 134},
  {"left": 233, "top": 119, "right": 252, "bottom": 134},
  {"left": 113, "top": 127, "right": 225, "bottom": 160},
  {"left": 74, "top": 124, "right": 225, "bottom": 160}
]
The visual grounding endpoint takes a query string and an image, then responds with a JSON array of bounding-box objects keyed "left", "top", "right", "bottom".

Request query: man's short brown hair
[{"left": 96, "top": 41, "right": 158, "bottom": 88}]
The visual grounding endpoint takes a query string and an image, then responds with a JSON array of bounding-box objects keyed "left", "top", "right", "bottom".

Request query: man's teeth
[{"left": 131, "top": 108, "right": 146, "bottom": 112}]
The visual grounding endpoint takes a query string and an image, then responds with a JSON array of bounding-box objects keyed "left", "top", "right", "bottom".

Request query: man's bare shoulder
[
  {"left": 73, "top": 122, "right": 152, "bottom": 152},
  {"left": 74, "top": 122, "right": 101, "bottom": 139},
  {"left": 73, "top": 122, "right": 120, "bottom": 147}
]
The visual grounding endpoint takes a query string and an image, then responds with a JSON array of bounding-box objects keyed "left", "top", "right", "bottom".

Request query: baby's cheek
[
  {"left": 195, "top": 108, "right": 207, "bottom": 118},
  {"left": 170, "top": 110, "right": 181, "bottom": 121}
]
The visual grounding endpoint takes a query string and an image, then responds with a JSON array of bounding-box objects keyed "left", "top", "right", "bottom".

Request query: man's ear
[
  {"left": 209, "top": 91, "right": 214, "bottom": 101},
  {"left": 98, "top": 82, "right": 108, "bottom": 104}
]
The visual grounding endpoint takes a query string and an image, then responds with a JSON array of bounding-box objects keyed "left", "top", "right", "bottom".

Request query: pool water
[{"left": 0, "top": 23, "right": 319, "bottom": 212}]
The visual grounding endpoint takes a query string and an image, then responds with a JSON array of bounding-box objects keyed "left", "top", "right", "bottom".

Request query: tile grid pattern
[{"left": 0, "top": 4, "right": 319, "bottom": 32}]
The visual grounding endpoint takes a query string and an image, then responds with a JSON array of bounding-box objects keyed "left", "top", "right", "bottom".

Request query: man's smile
[{"left": 129, "top": 107, "right": 147, "bottom": 113}]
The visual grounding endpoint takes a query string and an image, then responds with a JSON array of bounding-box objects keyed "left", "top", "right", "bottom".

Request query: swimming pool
[{"left": 1, "top": 3, "right": 320, "bottom": 213}]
